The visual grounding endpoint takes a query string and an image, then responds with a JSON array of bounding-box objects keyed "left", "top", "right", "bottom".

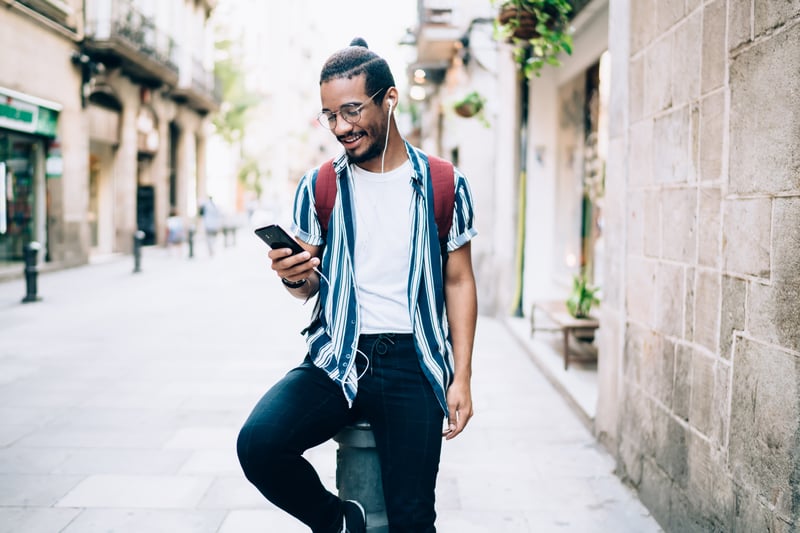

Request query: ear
[{"left": 385, "top": 87, "right": 398, "bottom": 111}]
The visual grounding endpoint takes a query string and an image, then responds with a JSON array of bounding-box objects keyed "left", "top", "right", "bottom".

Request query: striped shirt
[{"left": 290, "top": 140, "right": 477, "bottom": 415}]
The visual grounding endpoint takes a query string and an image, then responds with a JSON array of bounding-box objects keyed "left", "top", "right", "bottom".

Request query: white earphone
[{"left": 381, "top": 96, "right": 395, "bottom": 174}]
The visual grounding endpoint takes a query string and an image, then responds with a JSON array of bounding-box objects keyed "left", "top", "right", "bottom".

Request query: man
[{"left": 237, "top": 38, "right": 478, "bottom": 533}]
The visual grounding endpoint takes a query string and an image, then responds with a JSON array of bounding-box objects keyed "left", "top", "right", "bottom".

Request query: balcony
[
  {"left": 171, "top": 58, "right": 222, "bottom": 114},
  {"left": 413, "top": 1, "right": 463, "bottom": 70},
  {"left": 84, "top": 0, "right": 179, "bottom": 88}
]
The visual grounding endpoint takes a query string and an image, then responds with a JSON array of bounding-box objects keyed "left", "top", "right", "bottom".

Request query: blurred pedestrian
[
  {"left": 165, "top": 208, "right": 185, "bottom": 256},
  {"left": 198, "top": 196, "right": 221, "bottom": 256},
  {"left": 236, "top": 38, "right": 478, "bottom": 533}
]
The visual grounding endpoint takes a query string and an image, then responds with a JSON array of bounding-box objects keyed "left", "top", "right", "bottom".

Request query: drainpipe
[{"left": 511, "top": 54, "right": 530, "bottom": 317}]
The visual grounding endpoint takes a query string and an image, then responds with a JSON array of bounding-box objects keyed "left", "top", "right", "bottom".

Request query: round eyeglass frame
[{"left": 316, "top": 89, "right": 385, "bottom": 130}]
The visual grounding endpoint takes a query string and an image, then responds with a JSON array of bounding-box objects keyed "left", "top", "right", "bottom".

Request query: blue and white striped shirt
[{"left": 290, "top": 140, "right": 477, "bottom": 414}]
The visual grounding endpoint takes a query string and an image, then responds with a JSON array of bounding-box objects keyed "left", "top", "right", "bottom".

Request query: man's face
[{"left": 319, "top": 76, "right": 387, "bottom": 165}]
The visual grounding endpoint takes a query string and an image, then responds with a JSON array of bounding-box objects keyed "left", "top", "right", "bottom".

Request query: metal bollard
[
  {"left": 187, "top": 227, "right": 195, "bottom": 258},
  {"left": 334, "top": 421, "right": 388, "bottom": 532},
  {"left": 222, "top": 226, "right": 230, "bottom": 247},
  {"left": 188, "top": 226, "right": 194, "bottom": 259},
  {"left": 132, "top": 230, "right": 145, "bottom": 273},
  {"left": 21, "top": 241, "right": 42, "bottom": 304}
]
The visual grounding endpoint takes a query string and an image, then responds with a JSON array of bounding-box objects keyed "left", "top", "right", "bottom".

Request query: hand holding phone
[{"left": 254, "top": 224, "right": 328, "bottom": 284}]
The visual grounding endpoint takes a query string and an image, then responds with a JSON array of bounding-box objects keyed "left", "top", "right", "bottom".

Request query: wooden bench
[{"left": 530, "top": 300, "right": 599, "bottom": 370}]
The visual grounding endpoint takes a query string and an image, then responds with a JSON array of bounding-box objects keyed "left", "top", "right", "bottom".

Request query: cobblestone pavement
[{"left": 0, "top": 235, "right": 662, "bottom": 532}]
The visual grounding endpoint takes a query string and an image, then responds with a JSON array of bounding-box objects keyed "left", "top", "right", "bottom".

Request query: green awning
[{"left": 0, "top": 86, "right": 62, "bottom": 138}]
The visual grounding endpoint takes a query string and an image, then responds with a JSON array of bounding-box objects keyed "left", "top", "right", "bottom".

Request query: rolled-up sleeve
[
  {"left": 290, "top": 168, "right": 325, "bottom": 246},
  {"left": 446, "top": 168, "right": 478, "bottom": 252}
]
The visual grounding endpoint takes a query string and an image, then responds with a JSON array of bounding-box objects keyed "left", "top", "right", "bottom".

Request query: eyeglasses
[{"left": 316, "top": 89, "right": 384, "bottom": 130}]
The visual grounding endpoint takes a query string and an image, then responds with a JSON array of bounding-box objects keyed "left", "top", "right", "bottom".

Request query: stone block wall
[{"left": 600, "top": 0, "right": 800, "bottom": 531}]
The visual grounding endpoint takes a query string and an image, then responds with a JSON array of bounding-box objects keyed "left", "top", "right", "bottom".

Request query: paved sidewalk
[{"left": 0, "top": 236, "right": 661, "bottom": 532}]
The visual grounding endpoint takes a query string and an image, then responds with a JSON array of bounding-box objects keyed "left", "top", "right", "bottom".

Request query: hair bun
[{"left": 349, "top": 37, "right": 369, "bottom": 48}]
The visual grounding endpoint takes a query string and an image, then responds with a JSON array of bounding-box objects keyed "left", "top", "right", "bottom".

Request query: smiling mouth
[{"left": 338, "top": 131, "right": 366, "bottom": 145}]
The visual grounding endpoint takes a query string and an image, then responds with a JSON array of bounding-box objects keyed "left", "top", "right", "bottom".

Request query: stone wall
[{"left": 600, "top": 0, "right": 800, "bottom": 530}]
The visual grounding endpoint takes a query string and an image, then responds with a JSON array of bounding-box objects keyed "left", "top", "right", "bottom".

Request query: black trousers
[{"left": 237, "top": 333, "right": 444, "bottom": 532}]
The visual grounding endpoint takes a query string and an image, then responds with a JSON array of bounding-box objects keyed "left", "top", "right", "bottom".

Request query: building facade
[
  {"left": 404, "top": 0, "right": 516, "bottom": 316},
  {"left": 0, "top": 0, "right": 219, "bottom": 277},
  {"left": 407, "top": 0, "right": 800, "bottom": 530}
]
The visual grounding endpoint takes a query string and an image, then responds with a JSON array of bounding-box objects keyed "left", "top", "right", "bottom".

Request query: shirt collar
[{"left": 332, "top": 139, "right": 424, "bottom": 186}]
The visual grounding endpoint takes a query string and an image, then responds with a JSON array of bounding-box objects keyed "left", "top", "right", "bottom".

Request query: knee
[
  {"left": 236, "top": 424, "right": 253, "bottom": 472},
  {"left": 236, "top": 422, "right": 285, "bottom": 482},
  {"left": 237, "top": 423, "right": 267, "bottom": 475}
]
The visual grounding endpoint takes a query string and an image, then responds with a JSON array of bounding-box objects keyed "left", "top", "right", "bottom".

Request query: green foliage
[
  {"left": 237, "top": 157, "right": 265, "bottom": 198},
  {"left": 212, "top": 36, "right": 259, "bottom": 146},
  {"left": 492, "top": 0, "right": 574, "bottom": 79},
  {"left": 212, "top": 32, "right": 264, "bottom": 195},
  {"left": 453, "top": 91, "right": 490, "bottom": 127},
  {"left": 565, "top": 271, "right": 600, "bottom": 318},
  {"left": 454, "top": 91, "right": 486, "bottom": 111}
]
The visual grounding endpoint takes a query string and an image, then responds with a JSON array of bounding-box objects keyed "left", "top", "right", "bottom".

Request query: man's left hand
[{"left": 443, "top": 380, "right": 473, "bottom": 440}]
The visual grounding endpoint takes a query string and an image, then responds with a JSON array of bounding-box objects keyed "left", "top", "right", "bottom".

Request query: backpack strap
[
  {"left": 315, "top": 155, "right": 455, "bottom": 244},
  {"left": 315, "top": 159, "right": 337, "bottom": 236},
  {"left": 428, "top": 155, "right": 455, "bottom": 241}
]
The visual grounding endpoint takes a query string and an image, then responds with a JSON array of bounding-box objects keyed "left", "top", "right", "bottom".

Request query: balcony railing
[
  {"left": 85, "top": 0, "right": 179, "bottom": 86},
  {"left": 191, "top": 58, "right": 214, "bottom": 98},
  {"left": 413, "top": 0, "right": 462, "bottom": 69},
  {"left": 169, "top": 56, "right": 220, "bottom": 113}
]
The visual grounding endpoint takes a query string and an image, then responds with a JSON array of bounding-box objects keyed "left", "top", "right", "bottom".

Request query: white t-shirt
[{"left": 350, "top": 161, "right": 413, "bottom": 334}]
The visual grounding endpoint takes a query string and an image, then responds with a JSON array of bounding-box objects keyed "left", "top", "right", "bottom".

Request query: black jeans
[{"left": 237, "top": 333, "right": 444, "bottom": 533}]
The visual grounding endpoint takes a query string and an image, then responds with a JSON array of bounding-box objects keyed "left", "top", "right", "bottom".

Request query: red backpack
[{"left": 314, "top": 156, "right": 455, "bottom": 243}]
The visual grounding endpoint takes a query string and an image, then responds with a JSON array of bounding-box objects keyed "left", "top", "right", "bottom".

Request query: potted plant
[
  {"left": 492, "top": 0, "right": 574, "bottom": 79},
  {"left": 453, "top": 91, "right": 485, "bottom": 118},
  {"left": 565, "top": 271, "right": 600, "bottom": 319},
  {"left": 452, "top": 91, "right": 490, "bottom": 127}
]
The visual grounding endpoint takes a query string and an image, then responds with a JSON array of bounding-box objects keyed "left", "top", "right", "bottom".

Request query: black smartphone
[{"left": 254, "top": 224, "right": 305, "bottom": 255}]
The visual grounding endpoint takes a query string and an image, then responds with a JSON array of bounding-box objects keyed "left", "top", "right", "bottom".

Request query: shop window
[{"left": 0, "top": 133, "right": 37, "bottom": 261}]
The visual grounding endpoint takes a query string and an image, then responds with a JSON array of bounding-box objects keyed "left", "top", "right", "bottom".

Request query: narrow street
[{"left": 0, "top": 235, "right": 660, "bottom": 532}]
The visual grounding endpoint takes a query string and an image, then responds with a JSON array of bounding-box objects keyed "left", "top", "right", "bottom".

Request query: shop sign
[
  {"left": 0, "top": 97, "right": 37, "bottom": 134},
  {"left": 37, "top": 107, "right": 59, "bottom": 138},
  {"left": 0, "top": 87, "right": 61, "bottom": 138}
]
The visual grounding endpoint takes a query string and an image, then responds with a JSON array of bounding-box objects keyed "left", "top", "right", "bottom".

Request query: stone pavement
[{"left": 0, "top": 234, "right": 662, "bottom": 532}]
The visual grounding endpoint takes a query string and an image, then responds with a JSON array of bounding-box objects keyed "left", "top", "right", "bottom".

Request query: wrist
[
  {"left": 451, "top": 371, "right": 472, "bottom": 385},
  {"left": 281, "top": 277, "right": 308, "bottom": 289}
]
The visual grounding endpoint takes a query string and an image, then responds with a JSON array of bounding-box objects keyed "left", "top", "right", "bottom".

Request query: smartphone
[{"left": 254, "top": 224, "right": 305, "bottom": 255}]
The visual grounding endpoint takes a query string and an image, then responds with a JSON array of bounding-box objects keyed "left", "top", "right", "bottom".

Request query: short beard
[
  {"left": 343, "top": 119, "right": 388, "bottom": 165},
  {"left": 346, "top": 138, "right": 385, "bottom": 164}
]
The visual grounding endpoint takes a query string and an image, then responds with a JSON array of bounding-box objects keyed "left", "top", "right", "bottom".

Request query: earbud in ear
[{"left": 388, "top": 98, "right": 394, "bottom": 111}]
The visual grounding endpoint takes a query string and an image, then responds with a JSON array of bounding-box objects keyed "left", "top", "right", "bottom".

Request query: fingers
[
  {"left": 442, "top": 403, "right": 472, "bottom": 440},
  {"left": 269, "top": 249, "right": 319, "bottom": 280}
]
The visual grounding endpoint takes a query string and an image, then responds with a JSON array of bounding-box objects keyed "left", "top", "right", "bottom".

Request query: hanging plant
[
  {"left": 492, "top": 0, "right": 574, "bottom": 79},
  {"left": 452, "top": 91, "right": 490, "bottom": 127},
  {"left": 453, "top": 91, "right": 485, "bottom": 118}
]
